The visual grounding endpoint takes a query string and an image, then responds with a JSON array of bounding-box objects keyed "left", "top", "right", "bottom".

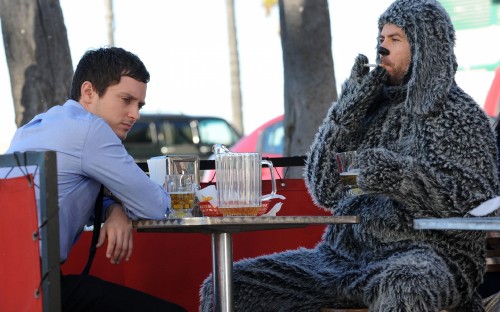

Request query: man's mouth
[
  {"left": 122, "top": 123, "right": 133, "bottom": 132},
  {"left": 379, "top": 57, "right": 391, "bottom": 68}
]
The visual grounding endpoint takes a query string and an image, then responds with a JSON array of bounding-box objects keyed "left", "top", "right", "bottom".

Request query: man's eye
[{"left": 123, "top": 97, "right": 132, "bottom": 103}]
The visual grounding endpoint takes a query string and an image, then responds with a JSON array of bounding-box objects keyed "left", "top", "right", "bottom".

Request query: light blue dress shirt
[{"left": 7, "top": 100, "right": 171, "bottom": 261}]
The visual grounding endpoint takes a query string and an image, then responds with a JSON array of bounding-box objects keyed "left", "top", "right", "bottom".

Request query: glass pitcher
[{"left": 213, "top": 144, "right": 276, "bottom": 215}]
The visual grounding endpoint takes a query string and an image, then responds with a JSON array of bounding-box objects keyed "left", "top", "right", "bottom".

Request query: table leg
[{"left": 211, "top": 232, "right": 233, "bottom": 312}]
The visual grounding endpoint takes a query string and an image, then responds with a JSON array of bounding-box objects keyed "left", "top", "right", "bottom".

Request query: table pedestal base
[{"left": 212, "top": 233, "right": 233, "bottom": 312}]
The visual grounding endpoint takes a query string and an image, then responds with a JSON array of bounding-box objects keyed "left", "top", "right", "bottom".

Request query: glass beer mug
[
  {"left": 213, "top": 144, "right": 276, "bottom": 216},
  {"left": 336, "top": 151, "right": 364, "bottom": 197}
]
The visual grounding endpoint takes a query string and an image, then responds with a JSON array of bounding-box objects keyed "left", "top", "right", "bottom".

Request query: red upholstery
[
  {"left": 61, "top": 179, "right": 329, "bottom": 312},
  {"left": 0, "top": 175, "right": 43, "bottom": 312}
]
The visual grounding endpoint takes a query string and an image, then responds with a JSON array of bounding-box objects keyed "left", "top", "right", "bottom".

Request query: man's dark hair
[{"left": 69, "top": 47, "right": 150, "bottom": 101}]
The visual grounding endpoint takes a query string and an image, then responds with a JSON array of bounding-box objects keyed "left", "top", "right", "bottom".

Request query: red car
[
  {"left": 202, "top": 115, "right": 284, "bottom": 182},
  {"left": 483, "top": 66, "right": 500, "bottom": 118}
]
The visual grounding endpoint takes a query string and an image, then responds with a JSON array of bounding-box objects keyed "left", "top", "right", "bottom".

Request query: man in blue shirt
[{"left": 7, "top": 47, "right": 185, "bottom": 311}]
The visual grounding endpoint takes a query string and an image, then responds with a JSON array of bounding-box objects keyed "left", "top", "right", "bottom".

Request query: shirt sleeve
[{"left": 81, "top": 118, "right": 170, "bottom": 220}]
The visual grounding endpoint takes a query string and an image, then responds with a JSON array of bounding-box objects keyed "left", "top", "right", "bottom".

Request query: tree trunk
[
  {"left": 279, "top": 0, "right": 337, "bottom": 177},
  {"left": 104, "top": 0, "right": 114, "bottom": 46},
  {"left": 0, "top": 0, "right": 73, "bottom": 127},
  {"left": 226, "top": 0, "right": 244, "bottom": 134}
]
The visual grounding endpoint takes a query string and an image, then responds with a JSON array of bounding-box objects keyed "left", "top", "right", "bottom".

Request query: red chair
[{"left": 0, "top": 151, "right": 60, "bottom": 312}]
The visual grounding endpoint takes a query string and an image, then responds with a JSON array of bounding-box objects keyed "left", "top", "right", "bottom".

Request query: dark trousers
[
  {"left": 61, "top": 274, "right": 186, "bottom": 312},
  {"left": 477, "top": 271, "right": 500, "bottom": 298}
]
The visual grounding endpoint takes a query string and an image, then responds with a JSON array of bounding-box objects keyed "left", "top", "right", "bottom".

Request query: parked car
[
  {"left": 202, "top": 115, "right": 284, "bottom": 182},
  {"left": 230, "top": 115, "right": 284, "bottom": 156},
  {"left": 484, "top": 66, "right": 500, "bottom": 118},
  {"left": 124, "top": 113, "right": 241, "bottom": 162}
]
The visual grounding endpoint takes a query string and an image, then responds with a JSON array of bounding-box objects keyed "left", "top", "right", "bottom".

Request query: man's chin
[
  {"left": 387, "top": 75, "right": 404, "bottom": 86},
  {"left": 116, "top": 131, "right": 127, "bottom": 141}
]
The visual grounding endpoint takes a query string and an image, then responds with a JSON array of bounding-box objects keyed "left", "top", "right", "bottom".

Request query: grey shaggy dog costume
[{"left": 199, "top": 0, "right": 499, "bottom": 311}]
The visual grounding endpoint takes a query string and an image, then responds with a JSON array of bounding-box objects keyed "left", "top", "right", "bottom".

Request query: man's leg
[
  {"left": 61, "top": 274, "right": 186, "bottom": 312},
  {"left": 200, "top": 247, "right": 364, "bottom": 312},
  {"left": 362, "top": 247, "right": 479, "bottom": 312}
]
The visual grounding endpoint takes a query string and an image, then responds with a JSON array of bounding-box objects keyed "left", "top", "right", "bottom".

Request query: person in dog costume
[{"left": 200, "top": 0, "right": 499, "bottom": 311}]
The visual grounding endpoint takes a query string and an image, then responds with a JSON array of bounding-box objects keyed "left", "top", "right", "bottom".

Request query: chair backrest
[
  {"left": 486, "top": 235, "right": 500, "bottom": 272},
  {"left": 0, "top": 151, "right": 60, "bottom": 312}
]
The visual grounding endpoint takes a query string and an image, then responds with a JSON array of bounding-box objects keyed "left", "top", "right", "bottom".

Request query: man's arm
[
  {"left": 304, "top": 54, "right": 386, "bottom": 209},
  {"left": 82, "top": 118, "right": 170, "bottom": 220},
  {"left": 356, "top": 104, "right": 499, "bottom": 217},
  {"left": 97, "top": 202, "right": 133, "bottom": 264}
]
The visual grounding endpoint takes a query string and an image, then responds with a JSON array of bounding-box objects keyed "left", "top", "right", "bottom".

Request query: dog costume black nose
[{"left": 378, "top": 46, "right": 390, "bottom": 56}]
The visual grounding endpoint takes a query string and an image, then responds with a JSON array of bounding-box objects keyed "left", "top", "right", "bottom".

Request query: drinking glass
[
  {"left": 165, "top": 174, "right": 196, "bottom": 218},
  {"left": 336, "top": 151, "right": 364, "bottom": 197}
]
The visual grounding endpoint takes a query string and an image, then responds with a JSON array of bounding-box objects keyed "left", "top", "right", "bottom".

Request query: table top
[
  {"left": 413, "top": 217, "right": 500, "bottom": 231},
  {"left": 133, "top": 215, "right": 360, "bottom": 233}
]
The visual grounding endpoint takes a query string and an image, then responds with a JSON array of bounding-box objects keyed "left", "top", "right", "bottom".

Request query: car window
[
  {"left": 198, "top": 119, "right": 239, "bottom": 146},
  {"left": 261, "top": 120, "right": 284, "bottom": 154},
  {"left": 163, "top": 120, "right": 194, "bottom": 145},
  {"left": 126, "top": 121, "right": 156, "bottom": 144}
]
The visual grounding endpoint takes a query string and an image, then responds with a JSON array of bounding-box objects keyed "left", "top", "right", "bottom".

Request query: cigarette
[{"left": 364, "top": 64, "right": 378, "bottom": 67}]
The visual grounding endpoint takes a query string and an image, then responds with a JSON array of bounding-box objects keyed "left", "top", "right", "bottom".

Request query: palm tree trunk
[
  {"left": 225, "top": 0, "right": 244, "bottom": 134},
  {"left": 104, "top": 0, "right": 115, "bottom": 46}
]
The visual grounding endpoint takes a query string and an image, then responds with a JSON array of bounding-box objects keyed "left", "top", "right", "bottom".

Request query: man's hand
[
  {"left": 347, "top": 54, "right": 387, "bottom": 93},
  {"left": 330, "top": 54, "right": 387, "bottom": 128},
  {"left": 349, "top": 54, "right": 371, "bottom": 83},
  {"left": 357, "top": 148, "right": 405, "bottom": 193},
  {"left": 96, "top": 203, "right": 133, "bottom": 264}
]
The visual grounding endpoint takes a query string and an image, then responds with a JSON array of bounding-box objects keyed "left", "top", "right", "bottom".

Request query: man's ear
[{"left": 80, "top": 81, "right": 95, "bottom": 106}]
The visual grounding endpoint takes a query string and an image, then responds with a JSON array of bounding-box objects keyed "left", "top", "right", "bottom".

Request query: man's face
[
  {"left": 84, "top": 76, "right": 147, "bottom": 140},
  {"left": 378, "top": 23, "right": 411, "bottom": 86}
]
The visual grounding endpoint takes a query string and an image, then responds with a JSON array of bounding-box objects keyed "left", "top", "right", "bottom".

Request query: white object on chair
[{"left": 468, "top": 196, "right": 500, "bottom": 217}]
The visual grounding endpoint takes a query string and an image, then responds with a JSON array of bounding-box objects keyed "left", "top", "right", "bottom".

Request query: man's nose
[
  {"left": 378, "top": 46, "right": 390, "bottom": 56},
  {"left": 129, "top": 107, "right": 140, "bottom": 120}
]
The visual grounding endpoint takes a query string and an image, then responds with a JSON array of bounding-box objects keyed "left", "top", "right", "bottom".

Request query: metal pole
[{"left": 211, "top": 232, "right": 233, "bottom": 312}]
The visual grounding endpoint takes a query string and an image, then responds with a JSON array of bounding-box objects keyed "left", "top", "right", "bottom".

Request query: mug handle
[{"left": 261, "top": 159, "right": 277, "bottom": 201}]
